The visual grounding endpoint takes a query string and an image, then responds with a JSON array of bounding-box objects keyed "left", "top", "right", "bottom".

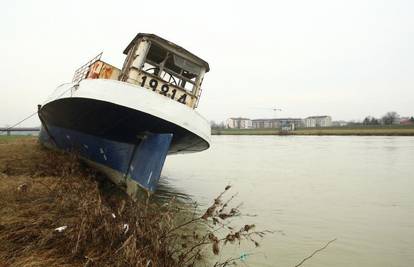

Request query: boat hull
[
  {"left": 38, "top": 79, "right": 211, "bottom": 196},
  {"left": 39, "top": 125, "right": 172, "bottom": 197}
]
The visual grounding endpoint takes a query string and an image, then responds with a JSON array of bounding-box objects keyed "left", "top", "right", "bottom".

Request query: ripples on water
[{"left": 160, "top": 136, "right": 414, "bottom": 267}]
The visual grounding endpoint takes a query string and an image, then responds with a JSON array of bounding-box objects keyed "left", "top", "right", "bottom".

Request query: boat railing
[{"left": 72, "top": 52, "right": 103, "bottom": 84}]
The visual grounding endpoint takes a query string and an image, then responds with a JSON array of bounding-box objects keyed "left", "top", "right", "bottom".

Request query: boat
[{"left": 38, "top": 33, "right": 211, "bottom": 198}]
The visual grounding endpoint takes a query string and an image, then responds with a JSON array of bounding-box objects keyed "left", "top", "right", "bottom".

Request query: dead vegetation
[{"left": 0, "top": 138, "right": 267, "bottom": 266}]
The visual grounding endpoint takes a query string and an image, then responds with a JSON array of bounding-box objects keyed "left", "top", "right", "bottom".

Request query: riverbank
[
  {"left": 0, "top": 137, "right": 261, "bottom": 266},
  {"left": 0, "top": 135, "right": 33, "bottom": 142},
  {"left": 212, "top": 125, "right": 414, "bottom": 136},
  {"left": 0, "top": 137, "right": 179, "bottom": 266}
]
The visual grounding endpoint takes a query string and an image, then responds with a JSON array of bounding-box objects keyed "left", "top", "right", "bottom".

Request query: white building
[
  {"left": 226, "top": 117, "right": 252, "bottom": 129},
  {"left": 332, "top": 120, "right": 348, "bottom": 127},
  {"left": 304, "top": 116, "right": 332, "bottom": 127},
  {"left": 252, "top": 118, "right": 303, "bottom": 129}
]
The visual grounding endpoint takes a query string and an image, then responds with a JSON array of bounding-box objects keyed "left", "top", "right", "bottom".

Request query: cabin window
[{"left": 142, "top": 43, "right": 202, "bottom": 93}]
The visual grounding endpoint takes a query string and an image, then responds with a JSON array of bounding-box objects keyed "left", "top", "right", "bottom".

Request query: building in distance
[
  {"left": 332, "top": 120, "right": 348, "bottom": 127},
  {"left": 252, "top": 118, "right": 303, "bottom": 129},
  {"left": 304, "top": 116, "right": 332, "bottom": 128},
  {"left": 399, "top": 117, "right": 414, "bottom": 125},
  {"left": 225, "top": 115, "right": 333, "bottom": 129},
  {"left": 226, "top": 117, "right": 252, "bottom": 129}
]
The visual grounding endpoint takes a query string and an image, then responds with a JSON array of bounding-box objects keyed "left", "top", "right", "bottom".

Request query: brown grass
[{"left": 0, "top": 138, "right": 267, "bottom": 267}]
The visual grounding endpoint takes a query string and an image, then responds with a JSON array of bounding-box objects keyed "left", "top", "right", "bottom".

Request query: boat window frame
[{"left": 142, "top": 42, "right": 202, "bottom": 93}]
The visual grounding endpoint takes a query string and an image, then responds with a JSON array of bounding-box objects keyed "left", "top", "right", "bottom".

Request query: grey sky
[{"left": 1, "top": 0, "right": 413, "bottom": 127}]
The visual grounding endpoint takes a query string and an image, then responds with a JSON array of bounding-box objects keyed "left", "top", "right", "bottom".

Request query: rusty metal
[
  {"left": 72, "top": 52, "right": 103, "bottom": 83},
  {"left": 123, "top": 33, "right": 210, "bottom": 72},
  {"left": 87, "top": 60, "right": 121, "bottom": 80}
]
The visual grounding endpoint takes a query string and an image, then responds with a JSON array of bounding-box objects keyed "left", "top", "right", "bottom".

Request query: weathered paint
[
  {"left": 87, "top": 60, "right": 121, "bottom": 80},
  {"left": 71, "top": 34, "right": 209, "bottom": 109},
  {"left": 194, "top": 68, "right": 206, "bottom": 108},
  {"left": 121, "top": 36, "right": 205, "bottom": 109},
  {"left": 123, "top": 34, "right": 210, "bottom": 72},
  {"left": 125, "top": 39, "right": 150, "bottom": 84},
  {"left": 39, "top": 124, "right": 173, "bottom": 196},
  {"left": 134, "top": 71, "right": 197, "bottom": 108}
]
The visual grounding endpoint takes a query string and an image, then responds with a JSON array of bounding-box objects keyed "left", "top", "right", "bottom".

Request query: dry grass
[{"left": 0, "top": 138, "right": 267, "bottom": 267}]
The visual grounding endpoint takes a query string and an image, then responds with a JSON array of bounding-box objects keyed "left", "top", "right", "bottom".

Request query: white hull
[{"left": 43, "top": 79, "right": 211, "bottom": 152}]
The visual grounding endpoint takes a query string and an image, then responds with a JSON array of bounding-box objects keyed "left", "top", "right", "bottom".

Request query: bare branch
[{"left": 294, "top": 238, "right": 337, "bottom": 267}]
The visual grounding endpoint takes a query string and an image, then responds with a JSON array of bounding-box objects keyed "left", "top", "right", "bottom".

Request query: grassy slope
[
  {"left": 0, "top": 135, "right": 35, "bottom": 142},
  {"left": 0, "top": 138, "right": 190, "bottom": 266}
]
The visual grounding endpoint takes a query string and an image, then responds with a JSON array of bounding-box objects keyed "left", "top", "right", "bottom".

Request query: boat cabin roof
[{"left": 123, "top": 33, "right": 210, "bottom": 73}]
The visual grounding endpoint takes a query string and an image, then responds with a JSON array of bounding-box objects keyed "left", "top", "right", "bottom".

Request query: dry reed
[{"left": 0, "top": 138, "right": 267, "bottom": 266}]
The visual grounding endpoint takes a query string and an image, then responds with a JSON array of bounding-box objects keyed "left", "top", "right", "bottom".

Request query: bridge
[{"left": 0, "top": 127, "right": 40, "bottom": 136}]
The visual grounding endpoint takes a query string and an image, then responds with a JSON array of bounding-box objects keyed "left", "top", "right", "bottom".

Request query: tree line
[
  {"left": 210, "top": 112, "right": 414, "bottom": 129},
  {"left": 363, "top": 112, "right": 414, "bottom": 125},
  {"left": 210, "top": 121, "right": 226, "bottom": 129}
]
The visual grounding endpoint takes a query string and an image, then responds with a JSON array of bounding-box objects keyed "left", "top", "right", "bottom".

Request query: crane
[{"left": 250, "top": 107, "right": 283, "bottom": 118}]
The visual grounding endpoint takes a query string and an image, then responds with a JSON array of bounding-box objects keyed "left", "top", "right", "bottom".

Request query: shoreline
[
  {"left": 0, "top": 137, "right": 261, "bottom": 266},
  {"left": 212, "top": 126, "right": 414, "bottom": 136}
]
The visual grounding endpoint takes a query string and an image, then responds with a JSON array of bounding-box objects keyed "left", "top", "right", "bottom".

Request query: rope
[
  {"left": 1, "top": 84, "right": 77, "bottom": 135},
  {"left": 0, "top": 111, "right": 39, "bottom": 134},
  {"left": 42, "top": 84, "right": 77, "bottom": 105}
]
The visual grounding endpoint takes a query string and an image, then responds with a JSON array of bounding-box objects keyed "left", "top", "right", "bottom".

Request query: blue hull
[
  {"left": 37, "top": 95, "right": 207, "bottom": 198},
  {"left": 39, "top": 125, "right": 172, "bottom": 195}
]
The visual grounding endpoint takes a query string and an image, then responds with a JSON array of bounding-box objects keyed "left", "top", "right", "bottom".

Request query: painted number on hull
[{"left": 140, "top": 75, "right": 187, "bottom": 105}]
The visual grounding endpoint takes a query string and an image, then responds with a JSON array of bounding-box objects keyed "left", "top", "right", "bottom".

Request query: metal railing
[{"left": 72, "top": 52, "right": 103, "bottom": 83}]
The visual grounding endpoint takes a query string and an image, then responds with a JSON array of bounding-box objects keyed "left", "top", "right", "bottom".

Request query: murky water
[{"left": 161, "top": 136, "right": 414, "bottom": 267}]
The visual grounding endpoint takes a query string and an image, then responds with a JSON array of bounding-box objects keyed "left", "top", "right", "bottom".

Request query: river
[{"left": 162, "top": 136, "right": 414, "bottom": 267}]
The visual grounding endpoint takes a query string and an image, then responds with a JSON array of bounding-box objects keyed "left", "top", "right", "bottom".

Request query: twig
[
  {"left": 214, "top": 252, "right": 255, "bottom": 267},
  {"left": 294, "top": 238, "right": 337, "bottom": 267},
  {"left": 162, "top": 217, "right": 201, "bottom": 238}
]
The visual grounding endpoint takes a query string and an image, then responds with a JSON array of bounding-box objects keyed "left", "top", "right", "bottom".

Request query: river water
[{"left": 162, "top": 136, "right": 414, "bottom": 267}]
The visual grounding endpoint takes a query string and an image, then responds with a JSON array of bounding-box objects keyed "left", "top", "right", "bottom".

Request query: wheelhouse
[{"left": 74, "top": 33, "right": 209, "bottom": 109}]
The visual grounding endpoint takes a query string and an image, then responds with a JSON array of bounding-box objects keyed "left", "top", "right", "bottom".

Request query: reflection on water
[
  {"left": 161, "top": 136, "right": 414, "bottom": 267},
  {"left": 153, "top": 179, "right": 192, "bottom": 202}
]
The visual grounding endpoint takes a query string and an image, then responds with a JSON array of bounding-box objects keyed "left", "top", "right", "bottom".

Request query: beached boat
[{"left": 38, "top": 33, "right": 210, "bottom": 198}]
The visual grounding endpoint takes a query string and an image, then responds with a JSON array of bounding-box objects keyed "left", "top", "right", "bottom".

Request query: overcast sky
[{"left": 1, "top": 0, "right": 413, "bottom": 127}]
